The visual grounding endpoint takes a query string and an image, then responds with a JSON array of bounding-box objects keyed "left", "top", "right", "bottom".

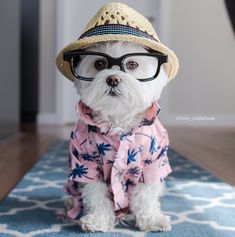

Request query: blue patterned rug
[{"left": 0, "top": 141, "right": 235, "bottom": 237}]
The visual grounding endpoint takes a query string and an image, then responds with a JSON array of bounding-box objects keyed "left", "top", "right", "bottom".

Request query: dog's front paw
[
  {"left": 79, "top": 213, "right": 115, "bottom": 232},
  {"left": 136, "top": 214, "right": 171, "bottom": 232}
]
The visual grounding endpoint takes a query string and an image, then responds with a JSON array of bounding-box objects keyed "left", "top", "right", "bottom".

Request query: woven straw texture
[{"left": 56, "top": 2, "right": 179, "bottom": 81}]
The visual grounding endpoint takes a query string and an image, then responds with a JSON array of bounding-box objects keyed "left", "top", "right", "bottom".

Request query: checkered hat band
[{"left": 79, "top": 24, "right": 158, "bottom": 42}]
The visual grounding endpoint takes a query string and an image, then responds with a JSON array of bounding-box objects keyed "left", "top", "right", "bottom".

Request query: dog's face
[{"left": 74, "top": 42, "right": 168, "bottom": 118}]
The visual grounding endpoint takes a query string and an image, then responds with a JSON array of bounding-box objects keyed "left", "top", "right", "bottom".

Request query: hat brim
[{"left": 56, "top": 34, "right": 179, "bottom": 81}]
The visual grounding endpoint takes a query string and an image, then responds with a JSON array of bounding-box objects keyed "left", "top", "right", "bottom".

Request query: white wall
[
  {"left": 160, "top": 0, "right": 235, "bottom": 126},
  {"left": 38, "top": 0, "right": 57, "bottom": 124},
  {"left": 0, "top": 0, "right": 20, "bottom": 136}
]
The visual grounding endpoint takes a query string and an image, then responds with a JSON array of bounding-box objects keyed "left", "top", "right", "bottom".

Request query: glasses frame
[{"left": 63, "top": 50, "right": 168, "bottom": 82}]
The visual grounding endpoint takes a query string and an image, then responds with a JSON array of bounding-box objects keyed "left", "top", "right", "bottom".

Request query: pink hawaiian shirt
[{"left": 64, "top": 100, "right": 172, "bottom": 220}]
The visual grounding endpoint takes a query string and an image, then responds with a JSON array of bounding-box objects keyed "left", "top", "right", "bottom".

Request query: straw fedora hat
[{"left": 56, "top": 2, "right": 179, "bottom": 81}]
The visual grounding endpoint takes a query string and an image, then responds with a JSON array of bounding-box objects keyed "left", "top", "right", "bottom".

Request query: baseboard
[{"left": 161, "top": 114, "right": 235, "bottom": 127}]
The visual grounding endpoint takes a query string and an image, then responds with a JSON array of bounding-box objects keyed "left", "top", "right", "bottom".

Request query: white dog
[{"left": 63, "top": 41, "right": 172, "bottom": 232}]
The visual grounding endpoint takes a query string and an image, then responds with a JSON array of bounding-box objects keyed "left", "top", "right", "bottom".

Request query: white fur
[
  {"left": 74, "top": 41, "right": 168, "bottom": 134},
  {"left": 130, "top": 183, "right": 171, "bottom": 232},
  {"left": 78, "top": 182, "right": 115, "bottom": 232},
  {"left": 69, "top": 42, "right": 170, "bottom": 232}
]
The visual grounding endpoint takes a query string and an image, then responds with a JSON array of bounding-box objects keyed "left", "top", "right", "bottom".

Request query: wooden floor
[
  {"left": 0, "top": 124, "right": 234, "bottom": 202},
  {"left": 0, "top": 124, "right": 71, "bottom": 201},
  {"left": 167, "top": 126, "right": 235, "bottom": 186}
]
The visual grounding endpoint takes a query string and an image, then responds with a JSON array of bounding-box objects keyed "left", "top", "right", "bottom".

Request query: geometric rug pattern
[{"left": 0, "top": 141, "right": 235, "bottom": 237}]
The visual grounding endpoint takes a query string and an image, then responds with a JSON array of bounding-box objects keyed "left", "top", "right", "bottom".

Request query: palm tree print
[
  {"left": 70, "top": 131, "right": 74, "bottom": 139},
  {"left": 149, "top": 137, "right": 157, "bottom": 155},
  {"left": 72, "top": 147, "right": 79, "bottom": 159},
  {"left": 95, "top": 166, "right": 104, "bottom": 179},
  {"left": 96, "top": 143, "right": 111, "bottom": 156},
  {"left": 80, "top": 139, "right": 87, "bottom": 146},
  {"left": 119, "top": 131, "right": 133, "bottom": 141},
  {"left": 156, "top": 107, "right": 161, "bottom": 116},
  {"left": 72, "top": 181, "right": 79, "bottom": 190},
  {"left": 69, "top": 164, "right": 92, "bottom": 179},
  {"left": 127, "top": 166, "right": 140, "bottom": 177},
  {"left": 140, "top": 118, "right": 154, "bottom": 126},
  {"left": 144, "top": 159, "right": 152, "bottom": 165},
  {"left": 157, "top": 146, "right": 168, "bottom": 159},
  {"left": 127, "top": 148, "right": 138, "bottom": 164},
  {"left": 124, "top": 179, "right": 135, "bottom": 192},
  {"left": 114, "top": 167, "right": 125, "bottom": 181},
  {"left": 160, "top": 157, "right": 169, "bottom": 166},
  {"left": 106, "top": 159, "right": 114, "bottom": 164},
  {"left": 88, "top": 125, "right": 97, "bottom": 133},
  {"left": 81, "top": 153, "right": 94, "bottom": 161},
  {"left": 81, "top": 152, "right": 99, "bottom": 162}
]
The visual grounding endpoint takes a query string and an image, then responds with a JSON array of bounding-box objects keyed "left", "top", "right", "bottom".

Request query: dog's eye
[
  {"left": 126, "top": 60, "right": 138, "bottom": 70},
  {"left": 94, "top": 60, "right": 107, "bottom": 71}
]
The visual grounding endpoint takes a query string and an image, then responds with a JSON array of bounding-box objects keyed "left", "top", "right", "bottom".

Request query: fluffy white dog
[
  {"left": 65, "top": 41, "right": 171, "bottom": 232},
  {"left": 56, "top": 3, "right": 179, "bottom": 233}
]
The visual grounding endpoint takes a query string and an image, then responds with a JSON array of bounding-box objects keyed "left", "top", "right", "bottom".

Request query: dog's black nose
[{"left": 106, "top": 75, "right": 121, "bottom": 87}]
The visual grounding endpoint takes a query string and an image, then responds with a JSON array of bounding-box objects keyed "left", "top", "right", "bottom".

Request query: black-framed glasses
[{"left": 63, "top": 50, "right": 168, "bottom": 82}]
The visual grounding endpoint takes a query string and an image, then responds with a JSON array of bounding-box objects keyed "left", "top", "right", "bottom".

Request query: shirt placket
[{"left": 110, "top": 138, "right": 130, "bottom": 211}]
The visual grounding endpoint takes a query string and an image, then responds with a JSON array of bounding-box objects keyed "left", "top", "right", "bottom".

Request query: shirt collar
[{"left": 76, "top": 100, "right": 161, "bottom": 131}]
